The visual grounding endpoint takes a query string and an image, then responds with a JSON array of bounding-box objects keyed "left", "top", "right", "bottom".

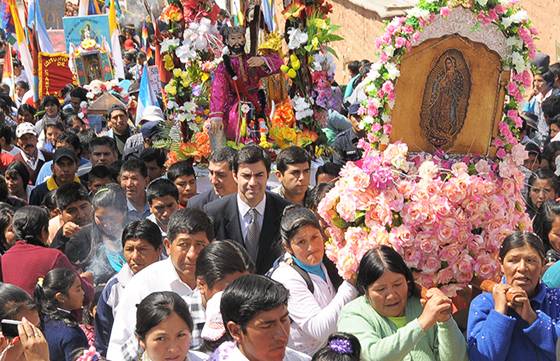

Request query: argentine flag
[{"left": 135, "top": 65, "right": 158, "bottom": 125}]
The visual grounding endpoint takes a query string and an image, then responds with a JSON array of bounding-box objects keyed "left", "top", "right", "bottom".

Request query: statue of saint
[
  {"left": 421, "top": 50, "right": 471, "bottom": 149},
  {"left": 208, "top": 26, "right": 283, "bottom": 147}
]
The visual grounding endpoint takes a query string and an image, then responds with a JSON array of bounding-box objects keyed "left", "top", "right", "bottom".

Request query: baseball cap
[
  {"left": 53, "top": 148, "right": 77, "bottom": 164},
  {"left": 532, "top": 52, "right": 550, "bottom": 74},
  {"left": 140, "top": 121, "right": 162, "bottom": 140},
  {"left": 140, "top": 106, "right": 165, "bottom": 123},
  {"left": 16, "top": 122, "right": 38, "bottom": 138}
]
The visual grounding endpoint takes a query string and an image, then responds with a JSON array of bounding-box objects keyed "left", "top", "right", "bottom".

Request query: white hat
[
  {"left": 201, "top": 291, "right": 226, "bottom": 342},
  {"left": 16, "top": 122, "right": 38, "bottom": 138},
  {"left": 140, "top": 106, "right": 165, "bottom": 123}
]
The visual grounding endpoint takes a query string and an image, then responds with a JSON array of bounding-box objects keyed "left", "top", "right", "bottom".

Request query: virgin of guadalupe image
[{"left": 420, "top": 50, "right": 471, "bottom": 149}]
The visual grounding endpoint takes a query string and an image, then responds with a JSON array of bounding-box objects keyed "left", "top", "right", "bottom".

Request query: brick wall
[
  {"left": 520, "top": 0, "right": 560, "bottom": 63},
  {"left": 274, "top": 1, "right": 560, "bottom": 85}
]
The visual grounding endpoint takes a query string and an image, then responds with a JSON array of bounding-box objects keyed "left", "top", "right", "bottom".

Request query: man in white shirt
[
  {"left": 106, "top": 208, "right": 214, "bottom": 361},
  {"left": 94, "top": 219, "right": 163, "bottom": 357},
  {"left": 213, "top": 275, "right": 310, "bottom": 361}
]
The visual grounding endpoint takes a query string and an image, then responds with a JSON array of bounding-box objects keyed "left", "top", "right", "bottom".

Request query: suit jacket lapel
[
  {"left": 224, "top": 196, "right": 244, "bottom": 245},
  {"left": 259, "top": 194, "right": 278, "bottom": 246}
]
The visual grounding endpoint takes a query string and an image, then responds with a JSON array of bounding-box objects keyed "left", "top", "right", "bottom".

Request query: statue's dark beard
[{"left": 229, "top": 45, "right": 245, "bottom": 54}]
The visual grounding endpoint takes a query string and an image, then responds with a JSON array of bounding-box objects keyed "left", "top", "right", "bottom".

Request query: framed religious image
[{"left": 390, "top": 33, "right": 509, "bottom": 156}]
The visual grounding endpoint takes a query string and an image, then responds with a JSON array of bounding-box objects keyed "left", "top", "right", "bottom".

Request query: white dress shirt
[
  {"left": 237, "top": 194, "right": 266, "bottom": 241},
  {"left": 107, "top": 258, "right": 205, "bottom": 361},
  {"left": 270, "top": 259, "right": 358, "bottom": 355},
  {"left": 19, "top": 149, "right": 45, "bottom": 171}
]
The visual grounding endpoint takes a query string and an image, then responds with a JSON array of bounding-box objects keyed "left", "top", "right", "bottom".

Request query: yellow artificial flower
[
  {"left": 312, "top": 37, "right": 319, "bottom": 49},
  {"left": 165, "top": 83, "right": 177, "bottom": 96},
  {"left": 259, "top": 134, "right": 272, "bottom": 149},
  {"left": 201, "top": 73, "right": 210, "bottom": 82},
  {"left": 173, "top": 68, "right": 182, "bottom": 78},
  {"left": 290, "top": 54, "right": 298, "bottom": 64},
  {"left": 164, "top": 54, "right": 175, "bottom": 71},
  {"left": 287, "top": 69, "right": 297, "bottom": 79},
  {"left": 280, "top": 65, "right": 290, "bottom": 73},
  {"left": 292, "top": 60, "right": 301, "bottom": 71},
  {"left": 314, "top": 19, "right": 327, "bottom": 30}
]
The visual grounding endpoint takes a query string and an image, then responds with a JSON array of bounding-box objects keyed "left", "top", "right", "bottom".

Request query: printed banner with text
[{"left": 38, "top": 52, "right": 76, "bottom": 99}]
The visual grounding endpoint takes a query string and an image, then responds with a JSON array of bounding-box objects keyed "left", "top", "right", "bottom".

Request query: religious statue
[
  {"left": 420, "top": 50, "right": 471, "bottom": 149},
  {"left": 208, "top": 26, "right": 283, "bottom": 146}
]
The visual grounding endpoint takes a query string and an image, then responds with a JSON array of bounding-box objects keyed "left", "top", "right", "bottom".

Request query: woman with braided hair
[{"left": 0, "top": 206, "right": 93, "bottom": 300}]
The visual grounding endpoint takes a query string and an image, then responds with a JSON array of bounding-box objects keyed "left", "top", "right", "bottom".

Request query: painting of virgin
[{"left": 420, "top": 49, "right": 471, "bottom": 149}]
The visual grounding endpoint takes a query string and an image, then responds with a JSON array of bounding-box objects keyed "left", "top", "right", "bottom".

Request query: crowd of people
[{"left": 0, "top": 16, "right": 559, "bottom": 360}]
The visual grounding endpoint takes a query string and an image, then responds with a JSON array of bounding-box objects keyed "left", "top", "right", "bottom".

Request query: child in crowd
[
  {"left": 146, "top": 178, "right": 179, "bottom": 238},
  {"left": 526, "top": 169, "right": 559, "bottom": 221},
  {"left": 167, "top": 160, "right": 197, "bottom": 207},
  {"left": 35, "top": 268, "right": 88, "bottom": 361}
]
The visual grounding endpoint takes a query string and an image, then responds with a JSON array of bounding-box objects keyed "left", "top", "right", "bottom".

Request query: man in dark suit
[
  {"left": 204, "top": 145, "right": 290, "bottom": 274},
  {"left": 187, "top": 147, "right": 237, "bottom": 210}
]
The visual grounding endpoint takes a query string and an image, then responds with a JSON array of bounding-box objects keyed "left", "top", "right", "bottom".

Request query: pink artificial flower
[
  {"left": 380, "top": 52, "right": 389, "bottom": 63},
  {"left": 511, "top": 143, "right": 528, "bottom": 165},
  {"left": 418, "top": 160, "right": 439, "bottom": 180},
  {"left": 496, "top": 148, "right": 507, "bottom": 159},
  {"left": 382, "top": 33, "right": 392, "bottom": 44},
  {"left": 336, "top": 195, "right": 358, "bottom": 222},
  {"left": 381, "top": 80, "right": 394, "bottom": 96},
  {"left": 474, "top": 253, "right": 500, "bottom": 280},
  {"left": 395, "top": 36, "right": 407, "bottom": 48},
  {"left": 423, "top": 256, "right": 441, "bottom": 273},
  {"left": 402, "top": 248, "right": 422, "bottom": 268},
  {"left": 451, "top": 162, "right": 469, "bottom": 177},
  {"left": 436, "top": 267, "right": 455, "bottom": 284},
  {"left": 475, "top": 159, "right": 491, "bottom": 175},
  {"left": 412, "top": 32, "right": 420, "bottom": 43},
  {"left": 383, "top": 123, "right": 393, "bottom": 134},
  {"left": 440, "top": 7, "right": 450, "bottom": 16}
]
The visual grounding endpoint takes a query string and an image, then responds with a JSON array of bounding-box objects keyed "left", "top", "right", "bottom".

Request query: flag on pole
[
  {"left": 144, "top": 0, "right": 169, "bottom": 84},
  {"left": 89, "top": 0, "right": 101, "bottom": 14},
  {"left": 1, "top": 44, "right": 14, "bottom": 97},
  {"left": 0, "top": 0, "right": 14, "bottom": 36},
  {"left": 262, "top": 0, "right": 275, "bottom": 31},
  {"left": 27, "top": 0, "right": 54, "bottom": 53},
  {"left": 232, "top": 0, "right": 245, "bottom": 26},
  {"left": 78, "top": 0, "right": 100, "bottom": 16},
  {"left": 8, "top": 0, "right": 33, "bottom": 99},
  {"left": 141, "top": 21, "right": 149, "bottom": 52},
  {"left": 78, "top": 0, "right": 88, "bottom": 16},
  {"left": 109, "top": 0, "right": 125, "bottom": 79},
  {"left": 28, "top": 23, "right": 40, "bottom": 104},
  {"left": 135, "top": 65, "right": 157, "bottom": 125}
]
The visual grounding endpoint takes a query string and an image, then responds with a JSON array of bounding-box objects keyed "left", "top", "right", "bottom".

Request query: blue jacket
[
  {"left": 467, "top": 283, "right": 560, "bottom": 361},
  {"left": 43, "top": 319, "right": 88, "bottom": 361}
]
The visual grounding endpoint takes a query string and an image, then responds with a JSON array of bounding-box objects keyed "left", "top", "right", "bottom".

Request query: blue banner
[{"left": 62, "top": 14, "right": 111, "bottom": 52}]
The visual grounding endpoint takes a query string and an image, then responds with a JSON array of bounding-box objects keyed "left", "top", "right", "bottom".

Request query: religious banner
[
  {"left": 147, "top": 65, "right": 162, "bottom": 96},
  {"left": 62, "top": 14, "right": 111, "bottom": 52},
  {"left": 38, "top": 52, "right": 76, "bottom": 98},
  {"left": 389, "top": 7, "right": 511, "bottom": 155}
]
